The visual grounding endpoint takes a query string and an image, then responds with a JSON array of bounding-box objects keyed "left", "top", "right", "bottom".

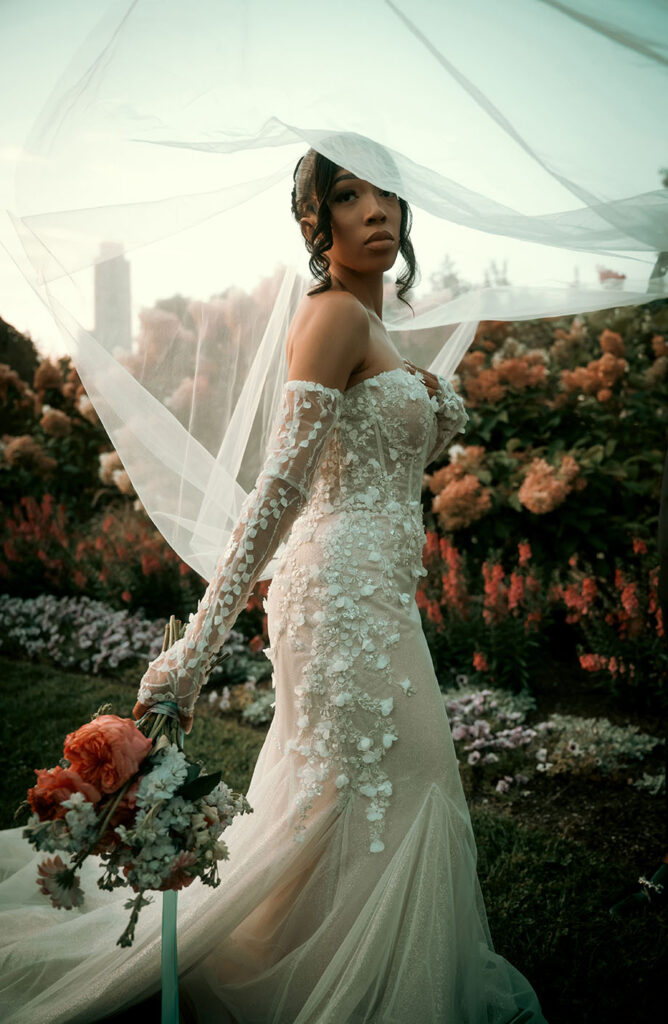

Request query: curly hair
[{"left": 291, "top": 143, "right": 418, "bottom": 310}]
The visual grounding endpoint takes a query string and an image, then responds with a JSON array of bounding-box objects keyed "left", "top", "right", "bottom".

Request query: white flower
[
  {"left": 467, "top": 750, "right": 481, "bottom": 765},
  {"left": 334, "top": 691, "right": 352, "bottom": 707},
  {"left": 369, "top": 840, "right": 385, "bottom": 853},
  {"left": 382, "top": 732, "right": 397, "bottom": 749},
  {"left": 375, "top": 654, "right": 389, "bottom": 670},
  {"left": 360, "top": 783, "right": 378, "bottom": 797},
  {"left": 335, "top": 774, "right": 349, "bottom": 789},
  {"left": 61, "top": 792, "right": 98, "bottom": 845},
  {"left": 135, "top": 743, "right": 188, "bottom": 809},
  {"left": 398, "top": 678, "right": 411, "bottom": 693},
  {"left": 358, "top": 737, "right": 373, "bottom": 751},
  {"left": 379, "top": 697, "right": 394, "bottom": 717},
  {"left": 536, "top": 747, "right": 548, "bottom": 762},
  {"left": 297, "top": 714, "right": 310, "bottom": 729}
]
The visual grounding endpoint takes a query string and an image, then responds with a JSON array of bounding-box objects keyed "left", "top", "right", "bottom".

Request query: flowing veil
[{"left": 2, "top": 0, "right": 667, "bottom": 585}]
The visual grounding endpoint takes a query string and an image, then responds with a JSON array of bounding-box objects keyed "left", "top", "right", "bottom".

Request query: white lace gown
[{"left": 0, "top": 367, "right": 548, "bottom": 1023}]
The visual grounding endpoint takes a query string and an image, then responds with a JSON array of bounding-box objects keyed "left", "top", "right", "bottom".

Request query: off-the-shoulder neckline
[{"left": 285, "top": 366, "right": 411, "bottom": 397}]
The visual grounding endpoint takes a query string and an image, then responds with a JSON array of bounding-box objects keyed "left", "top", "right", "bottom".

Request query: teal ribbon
[
  {"left": 161, "top": 889, "right": 179, "bottom": 1024},
  {"left": 137, "top": 700, "right": 185, "bottom": 1024}
]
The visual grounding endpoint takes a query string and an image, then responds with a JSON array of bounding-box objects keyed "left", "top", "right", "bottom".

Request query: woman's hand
[
  {"left": 132, "top": 699, "right": 194, "bottom": 735},
  {"left": 403, "top": 359, "right": 440, "bottom": 399}
]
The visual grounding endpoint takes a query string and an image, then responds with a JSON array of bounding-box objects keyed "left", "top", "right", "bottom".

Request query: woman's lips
[{"left": 364, "top": 238, "right": 395, "bottom": 250}]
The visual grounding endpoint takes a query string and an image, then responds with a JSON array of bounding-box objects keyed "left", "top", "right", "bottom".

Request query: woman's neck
[{"left": 329, "top": 266, "right": 384, "bottom": 320}]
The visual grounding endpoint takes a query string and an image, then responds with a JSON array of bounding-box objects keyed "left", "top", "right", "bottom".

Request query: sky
[{"left": 0, "top": 0, "right": 660, "bottom": 359}]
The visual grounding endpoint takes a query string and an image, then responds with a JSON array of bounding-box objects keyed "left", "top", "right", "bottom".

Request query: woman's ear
[{"left": 300, "top": 214, "right": 316, "bottom": 247}]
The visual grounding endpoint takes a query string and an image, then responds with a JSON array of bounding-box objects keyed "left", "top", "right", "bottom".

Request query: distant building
[{"left": 94, "top": 241, "right": 132, "bottom": 352}]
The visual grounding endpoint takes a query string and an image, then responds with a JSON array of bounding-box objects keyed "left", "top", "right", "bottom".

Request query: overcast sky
[{"left": 0, "top": 0, "right": 656, "bottom": 359}]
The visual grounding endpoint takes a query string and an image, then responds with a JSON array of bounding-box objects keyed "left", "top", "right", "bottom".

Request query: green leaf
[
  {"left": 175, "top": 771, "right": 222, "bottom": 802},
  {"left": 182, "top": 762, "right": 202, "bottom": 786}
]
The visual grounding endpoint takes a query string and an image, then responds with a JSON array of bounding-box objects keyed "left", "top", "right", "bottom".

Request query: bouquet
[{"left": 17, "top": 616, "right": 253, "bottom": 947}]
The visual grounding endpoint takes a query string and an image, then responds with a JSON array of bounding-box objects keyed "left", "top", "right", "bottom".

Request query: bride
[{"left": 0, "top": 148, "right": 549, "bottom": 1024}]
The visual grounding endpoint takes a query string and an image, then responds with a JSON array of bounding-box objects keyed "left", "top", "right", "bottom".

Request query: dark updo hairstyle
[{"left": 290, "top": 137, "right": 418, "bottom": 310}]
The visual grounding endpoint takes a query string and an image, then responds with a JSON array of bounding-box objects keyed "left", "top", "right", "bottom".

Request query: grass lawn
[{"left": 1, "top": 654, "right": 666, "bottom": 1024}]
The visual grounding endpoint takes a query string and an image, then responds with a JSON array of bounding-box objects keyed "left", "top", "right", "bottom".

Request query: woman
[
  {"left": 131, "top": 148, "right": 549, "bottom": 1022},
  {"left": 0, "top": 149, "right": 548, "bottom": 1024}
]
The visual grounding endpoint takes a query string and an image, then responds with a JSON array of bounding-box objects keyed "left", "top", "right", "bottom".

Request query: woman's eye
[
  {"left": 381, "top": 190, "right": 398, "bottom": 199},
  {"left": 334, "top": 189, "right": 356, "bottom": 203}
]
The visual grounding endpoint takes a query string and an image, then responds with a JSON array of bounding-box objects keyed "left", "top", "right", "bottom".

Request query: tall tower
[{"left": 94, "top": 241, "right": 132, "bottom": 352}]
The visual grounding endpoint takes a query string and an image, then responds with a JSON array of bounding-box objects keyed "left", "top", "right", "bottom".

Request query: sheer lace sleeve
[
  {"left": 137, "top": 380, "right": 342, "bottom": 716},
  {"left": 425, "top": 374, "right": 469, "bottom": 466}
]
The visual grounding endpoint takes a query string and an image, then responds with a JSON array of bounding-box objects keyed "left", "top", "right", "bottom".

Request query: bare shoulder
[{"left": 286, "top": 291, "right": 370, "bottom": 392}]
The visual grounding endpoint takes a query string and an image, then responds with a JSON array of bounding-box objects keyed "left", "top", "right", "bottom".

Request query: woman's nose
[{"left": 364, "top": 202, "right": 386, "bottom": 223}]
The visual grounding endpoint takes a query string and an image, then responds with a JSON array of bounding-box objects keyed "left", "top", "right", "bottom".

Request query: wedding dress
[{"left": 0, "top": 366, "right": 548, "bottom": 1024}]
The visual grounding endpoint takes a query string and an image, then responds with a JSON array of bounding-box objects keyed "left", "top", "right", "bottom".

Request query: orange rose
[
  {"left": 64, "top": 715, "right": 153, "bottom": 794},
  {"left": 28, "top": 766, "right": 101, "bottom": 821}
]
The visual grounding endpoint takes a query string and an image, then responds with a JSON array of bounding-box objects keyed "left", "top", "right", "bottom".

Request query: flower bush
[
  {"left": 417, "top": 534, "right": 551, "bottom": 693},
  {"left": 418, "top": 527, "right": 665, "bottom": 711},
  {"left": 0, "top": 355, "right": 112, "bottom": 519},
  {"left": 438, "top": 683, "right": 665, "bottom": 798},
  {"left": 423, "top": 303, "right": 668, "bottom": 583},
  {"left": 550, "top": 539, "right": 666, "bottom": 712},
  {"left": 530, "top": 712, "right": 664, "bottom": 783},
  {"left": 0, "top": 494, "right": 204, "bottom": 618},
  {"left": 0, "top": 592, "right": 166, "bottom": 674},
  {"left": 0, "top": 592, "right": 269, "bottom": 688}
]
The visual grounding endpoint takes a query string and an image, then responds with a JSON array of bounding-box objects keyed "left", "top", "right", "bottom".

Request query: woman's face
[{"left": 307, "top": 167, "right": 402, "bottom": 276}]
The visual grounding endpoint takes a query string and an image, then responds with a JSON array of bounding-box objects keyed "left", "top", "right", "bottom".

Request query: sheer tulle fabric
[{"left": 2, "top": 0, "right": 666, "bottom": 586}]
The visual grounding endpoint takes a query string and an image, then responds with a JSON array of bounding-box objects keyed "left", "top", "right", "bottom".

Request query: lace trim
[{"left": 285, "top": 366, "right": 411, "bottom": 399}]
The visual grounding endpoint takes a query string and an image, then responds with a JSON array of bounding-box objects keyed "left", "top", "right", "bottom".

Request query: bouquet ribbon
[{"left": 137, "top": 700, "right": 185, "bottom": 1024}]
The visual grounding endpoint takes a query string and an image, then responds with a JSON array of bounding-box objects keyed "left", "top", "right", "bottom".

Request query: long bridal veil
[{"left": 2, "top": 0, "right": 666, "bottom": 587}]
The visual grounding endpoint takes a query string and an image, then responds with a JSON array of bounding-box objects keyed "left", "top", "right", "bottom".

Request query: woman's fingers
[
  {"left": 132, "top": 700, "right": 193, "bottom": 735},
  {"left": 133, "top": 700, "right": 151, "bottom": 721},
  {"left": 403, "top": 360, "right": 439, "bottom": 397}
]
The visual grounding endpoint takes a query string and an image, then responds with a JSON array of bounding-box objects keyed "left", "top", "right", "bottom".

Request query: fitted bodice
[{"left": 289, "top": 367, "right": 440, "bottom": 520}]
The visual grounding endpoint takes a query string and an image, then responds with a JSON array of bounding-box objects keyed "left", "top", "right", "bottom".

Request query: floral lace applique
[
  {"left": 136, "top": 365, "right": 469, "bottom": 857},
  {"left": 137, "top": 380, "right": 342, "bottom": 715},
  {"left": 426, "top": 374, "right": 469, "bottom": 465}
]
